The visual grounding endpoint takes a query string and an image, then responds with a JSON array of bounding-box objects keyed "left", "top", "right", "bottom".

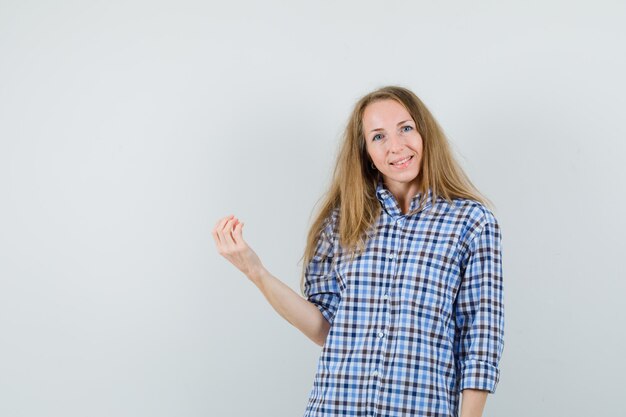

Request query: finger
[
  {"left": 232, "top": 221, "right": 244, "bottom": 245},
  {"left": 219, "top": 217, "right": 238, "bottom": 246},
  {"left": 213, "top": 214, "right": 234, "bottom": 245},
  {"left": 214, "top": 215, "right": 233, "bottom": 233},
  {"left": 227, "top": 218, "right": 242, "bottom": 244},
  {"left": 228, "top": 217, "right": 240, "bottom": 241},
  {"left": 215, "top": 214, "right": 234, "bottom": 234},
  {"left": 212, "top": 222, "right": 224, "bottom": 246},
  {"left": 229, "top": 220, "right": 239, "bottom": 243}
]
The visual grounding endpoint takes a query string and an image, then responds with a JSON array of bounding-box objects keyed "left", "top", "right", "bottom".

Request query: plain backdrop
[{"left": 1, "top": 1, "right": 625, "bottom": 416}]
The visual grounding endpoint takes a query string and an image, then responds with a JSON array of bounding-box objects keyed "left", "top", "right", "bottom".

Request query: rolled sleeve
[
  {"left": 455, "top": 213, "right": 505, "bottom": 394},
  {"left": 303, "top": 219, "right": 341, "bottom": 326}
]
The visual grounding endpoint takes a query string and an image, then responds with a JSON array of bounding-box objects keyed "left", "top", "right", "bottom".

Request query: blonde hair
[{"left": 300, "top": 85, "right": 492, "bottom": 294}]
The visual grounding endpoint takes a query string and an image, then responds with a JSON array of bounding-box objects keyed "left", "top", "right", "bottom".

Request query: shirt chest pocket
[{"left": 334, "top": 252, "right": 386, "bottom": 300}]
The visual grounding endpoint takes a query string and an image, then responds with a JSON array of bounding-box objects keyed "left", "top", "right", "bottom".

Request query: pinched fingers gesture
[{"left": 212, "top": 215, "right": 263, "bottom": 279}]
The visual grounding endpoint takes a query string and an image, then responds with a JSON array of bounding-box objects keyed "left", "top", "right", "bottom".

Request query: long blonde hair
[{"left": 300, "top": 85, "right": 492, "bottom": 294}]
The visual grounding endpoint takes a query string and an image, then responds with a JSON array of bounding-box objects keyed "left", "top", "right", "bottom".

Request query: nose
[{"left": 387, "top": 132, "right": 404, "bottom": 152}]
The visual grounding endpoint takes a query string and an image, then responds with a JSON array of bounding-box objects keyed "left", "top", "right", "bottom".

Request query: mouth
[{"left": 390, "top": 155, "right": 414, "bottom": 166}]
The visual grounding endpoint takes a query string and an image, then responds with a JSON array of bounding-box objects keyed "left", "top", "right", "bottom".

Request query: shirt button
[
  {"left": 371, "top": 369, "right": 379, "bottom": 377},
  {"left": 382, "top": 294, "right": 389, "bottom": 301},
  {"left": 377, "top": 331, "right": 385, "bottom": 339},
  {"left": 388, "top": 252, "right": 395, "bottom": 260}
]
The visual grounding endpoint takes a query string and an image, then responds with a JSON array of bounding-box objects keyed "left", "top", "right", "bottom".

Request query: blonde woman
[{"left": 212, "top": 86, "right": 504, "bottom": 417}]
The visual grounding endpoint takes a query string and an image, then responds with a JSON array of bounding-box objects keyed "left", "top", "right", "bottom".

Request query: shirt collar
[{"left": 375, "top": 177, "right": 433, "bottom": 217}]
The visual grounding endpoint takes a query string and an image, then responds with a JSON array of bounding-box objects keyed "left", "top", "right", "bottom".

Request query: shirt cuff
[
  {"left": 307, "top": 294, "right": 337, "bottom": 326},
  {"left": 459, "top": 359, "right": 500, "bottom": 393},
  {"left": 315, "top": 303, "right": 334, "bottom": 325}
]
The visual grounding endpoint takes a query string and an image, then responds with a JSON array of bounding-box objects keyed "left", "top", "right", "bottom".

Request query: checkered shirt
[{"left": 303, "top": 180, "right": 505, "bottom": 417}]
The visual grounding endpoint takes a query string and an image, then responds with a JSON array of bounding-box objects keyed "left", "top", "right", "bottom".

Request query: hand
[{"left": 212, "top": 214, "right": 264, "bottom": 281}]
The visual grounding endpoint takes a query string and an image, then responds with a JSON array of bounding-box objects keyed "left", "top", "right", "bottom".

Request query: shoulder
[
  {"left": 446, "top": 198, "right": 501, "bottom": 262},
  {"left": 429, "top": 195, "right": 498, "bottom": 229},
  {"left": 320, "top": 206, "right": 341, "bottom": 237},
  {"left": 454, "top": 198, "right": 498, "bottom": 229},
  {"left": 314, "top": 207, "right": 341, "bottom": 256},
  {"left": 308, "top": 207, "right": 342, "bottom": 263},
  {"left": 436, "top": 194, "right": 495, "bottom": 225}
]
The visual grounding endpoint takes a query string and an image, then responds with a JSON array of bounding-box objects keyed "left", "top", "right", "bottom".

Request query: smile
[{"left": 390, "top": 155, "right": 413, "bottom": 167}]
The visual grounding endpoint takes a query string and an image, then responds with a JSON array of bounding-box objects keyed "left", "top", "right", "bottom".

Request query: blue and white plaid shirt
[{"left": 303, "top": 180, "right": 504, "bottom": 417}]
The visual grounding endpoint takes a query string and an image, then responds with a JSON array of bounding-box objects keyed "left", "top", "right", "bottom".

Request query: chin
[{"left": 384, "top": 171, "right": 420, "bottom": 183}]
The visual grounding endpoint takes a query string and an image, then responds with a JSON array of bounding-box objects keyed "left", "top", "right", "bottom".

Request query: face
[{"left": 362, "top": 99, "right": 423, "bottom": 193}]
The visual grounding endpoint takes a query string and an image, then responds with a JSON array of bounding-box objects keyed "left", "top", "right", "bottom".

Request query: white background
[{"left": 1, "top": 1, "right": 625, "bottom": 416}]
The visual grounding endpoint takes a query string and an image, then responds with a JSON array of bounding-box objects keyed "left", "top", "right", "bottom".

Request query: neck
[{"left": 385, "top": 179, "right": 422, "bottom": 214}]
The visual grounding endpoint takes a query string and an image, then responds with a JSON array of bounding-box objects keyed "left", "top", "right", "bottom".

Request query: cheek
[
  {"left": 365, "top": 145, "right": 377, "bottom": 161},
  {"left": 416, "top": 136, "right": 424, "bottom": 151},
  {"left": 369, "top": 150, "right": 385, "bottom": 165}
]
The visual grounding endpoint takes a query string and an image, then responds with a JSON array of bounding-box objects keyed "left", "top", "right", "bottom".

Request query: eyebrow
[{"left": 369, "top": 119, "right": 414, "bottom": 133}]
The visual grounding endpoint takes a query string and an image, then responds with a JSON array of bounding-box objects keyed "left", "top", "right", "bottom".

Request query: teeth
[{"left": 392, "top": 156, "right": 411, "bottom": 165}]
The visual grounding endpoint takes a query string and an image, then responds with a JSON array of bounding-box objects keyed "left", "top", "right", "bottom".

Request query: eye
[
  {"left": 372, "top": 133, "right": 383, "bottom": 141},
  {"left": 401, "top": 125, "right": 413, "bottom": 132}
]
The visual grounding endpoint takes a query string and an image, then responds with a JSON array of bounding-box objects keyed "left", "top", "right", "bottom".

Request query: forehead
[{"left": 362, "top": 99, "right": 412, "bottom": 127}]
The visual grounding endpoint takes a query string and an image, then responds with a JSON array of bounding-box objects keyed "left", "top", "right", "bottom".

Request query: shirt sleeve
[
  {"left": 455, "top": 213, "right": 505, "bottom": 394},
  {"left": 302, "top": 216, "right": 342, "bottom": 326}
]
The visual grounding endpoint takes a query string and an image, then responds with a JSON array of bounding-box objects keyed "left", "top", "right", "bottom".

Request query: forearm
[
  {"left": 249, "top": 266, "right": 330, "bottom": 346},
  {"left": 460, "top": 389, "right": 488, "bottom": 417}
]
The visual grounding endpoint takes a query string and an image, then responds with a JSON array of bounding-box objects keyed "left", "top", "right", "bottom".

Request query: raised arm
[
  {"left": 212, "top": 215, "right": 330, "bottom": 346},
  {"left": 249, "top": 267, "right": 330, "bottom": 346}
]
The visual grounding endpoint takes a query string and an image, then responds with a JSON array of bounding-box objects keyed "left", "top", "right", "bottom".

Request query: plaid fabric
[{"left": 303, "top": 180, "right": 504, "bottom": 417}]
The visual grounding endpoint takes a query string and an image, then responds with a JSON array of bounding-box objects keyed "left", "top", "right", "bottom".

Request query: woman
[{"left": 212, "top": 86, "right": 504, "bottom": 417}]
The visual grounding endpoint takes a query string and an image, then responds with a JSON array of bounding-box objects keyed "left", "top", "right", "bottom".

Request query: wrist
[{"left": 247, "top": 264, "right": 267, "bottom": 286}]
